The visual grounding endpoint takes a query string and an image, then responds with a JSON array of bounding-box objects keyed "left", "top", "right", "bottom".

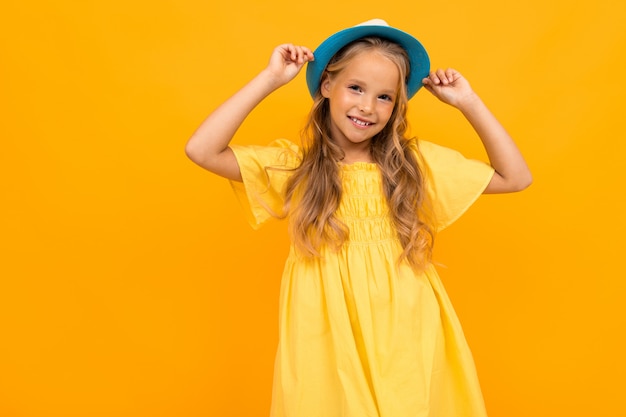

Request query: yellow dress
[{"left": 230, "top": 139, "right": 495, "bottom": 417}]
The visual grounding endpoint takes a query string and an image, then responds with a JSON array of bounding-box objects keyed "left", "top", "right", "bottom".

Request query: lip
[{"left": 348, "top": 116, "right": 375, "bottom": 128}]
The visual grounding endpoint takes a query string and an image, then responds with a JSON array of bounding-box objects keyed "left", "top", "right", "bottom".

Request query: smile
[{"left": 349, "top": 117, "right": 373, "bottom": 127}]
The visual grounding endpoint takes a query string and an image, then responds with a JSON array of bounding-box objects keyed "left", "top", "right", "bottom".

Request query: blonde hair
[{"left": 284, "top": 37, "right": 435, "bottom": 270}]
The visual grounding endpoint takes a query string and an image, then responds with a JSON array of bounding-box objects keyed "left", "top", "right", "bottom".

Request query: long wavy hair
[{"left": 283, "top": 36, "right": 435, "bottom": 270}]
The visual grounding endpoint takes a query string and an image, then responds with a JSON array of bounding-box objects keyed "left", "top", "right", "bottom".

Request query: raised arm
[
  {"left": 422, "top": 69, "right": 532, "bottom": 193},
  {"left": 185, "top": 44, "right": 314, "bottom": 181}
]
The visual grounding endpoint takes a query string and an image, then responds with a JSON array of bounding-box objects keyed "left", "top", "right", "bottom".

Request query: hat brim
[{"left": 306, "top": 24, "right": 430, "bottom": 100}]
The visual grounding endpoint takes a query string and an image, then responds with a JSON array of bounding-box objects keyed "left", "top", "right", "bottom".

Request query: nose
[{"left": 358, "top": 95, "right": 375, "bottom": 114}]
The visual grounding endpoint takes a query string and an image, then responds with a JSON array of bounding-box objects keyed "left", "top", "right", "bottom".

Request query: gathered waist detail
[{"left": 339, "top": 213, "right": 397, "bottom": 243}]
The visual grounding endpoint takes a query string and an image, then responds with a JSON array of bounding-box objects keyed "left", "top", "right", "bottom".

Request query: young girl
[{"left": 186, "top": 19, "right": 531, "bottom": 417}]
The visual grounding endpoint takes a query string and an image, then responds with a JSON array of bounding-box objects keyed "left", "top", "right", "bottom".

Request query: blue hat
[{"left": 306, "top": 19, "right": 430, "bottom": 100}]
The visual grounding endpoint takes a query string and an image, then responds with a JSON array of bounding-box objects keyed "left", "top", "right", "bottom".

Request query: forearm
[
  {"left": 185, "top": 69, "right": 282, "bottom": 175},
  {"left": 457, "top": 93, "right": 532, "bottom": 193},
  {"left": 185, "top": 44, "right": 313, "bottom": 180}
]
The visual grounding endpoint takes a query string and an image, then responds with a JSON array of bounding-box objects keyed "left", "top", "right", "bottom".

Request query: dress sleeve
[
  {"left": 417, "top": 140, "right": 495, "bottom": 231},
  {"left": 229, "top": 139, "right": 300, "bottom": 229}
]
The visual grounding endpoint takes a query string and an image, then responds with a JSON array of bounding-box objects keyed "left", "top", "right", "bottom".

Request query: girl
[{"left": 186, "top": 19, "right": 531, "bottom": 417}]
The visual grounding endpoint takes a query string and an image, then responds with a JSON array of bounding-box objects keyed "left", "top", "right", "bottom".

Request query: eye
[
  {"left": 379, "top": 94, "right": 394, "bottom": 102},
  {"left": 348, "top": 85, "right": 362, "bottom": 93}
]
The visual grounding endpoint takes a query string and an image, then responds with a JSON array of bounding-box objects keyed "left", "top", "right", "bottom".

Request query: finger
[
  {"left": 435, "top": 68, "right": 449, "bottom": 85},
  {"left": 297, "top": 46, "right": 314, "bottom": 63},
  {"left": 422, "top": 75, "right": 437, "bottom": 86},
  {"left": 289, "top": 46, "right": 298, "bottom": 63},
  {"left": 278, "top": 44, "right": 295, "bottom": 61},
  {"left": 445, "top": 68, "right": 459, "bottom": 82},
  {"left": 289, "top": 44, "right": 298, "bottom": 62},
  {"left": 302, "top": 47, "right": 314, "bottom": 61},
  {"left": 427, "top": 70, "right": 441, "bottom": 85},
  {"left": 295, "top": 46, "right": 309, "bottom": 64},
  {"left": 279, "top": 43, "right": 296, "bottom": 62}
]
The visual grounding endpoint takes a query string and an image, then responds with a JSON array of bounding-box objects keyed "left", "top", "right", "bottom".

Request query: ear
[{"left": 320, "top": 73, "right": 332, "bottom": 98}]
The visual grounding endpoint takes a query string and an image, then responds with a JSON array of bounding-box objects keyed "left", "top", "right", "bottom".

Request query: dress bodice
[{"left": 337, "top": 163, "right": 396, "bottom": 244}]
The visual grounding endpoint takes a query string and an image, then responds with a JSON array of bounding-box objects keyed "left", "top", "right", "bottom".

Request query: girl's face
[{"left": 321, "top": 50, "right": 399, "bottom": 160}]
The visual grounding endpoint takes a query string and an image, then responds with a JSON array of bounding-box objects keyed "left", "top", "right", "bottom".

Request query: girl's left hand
[{"left": 422, "top": 68, "right": 476, "bottom": 108}]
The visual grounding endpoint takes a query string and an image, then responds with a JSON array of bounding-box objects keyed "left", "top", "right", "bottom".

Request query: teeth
[{"left": 351, "top": 117, "right": 371, "bottom": 126}]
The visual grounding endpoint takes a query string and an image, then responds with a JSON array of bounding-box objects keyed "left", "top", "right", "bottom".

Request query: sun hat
[{"left": 305, "top": 19, "right": 430, "bottom": 100}]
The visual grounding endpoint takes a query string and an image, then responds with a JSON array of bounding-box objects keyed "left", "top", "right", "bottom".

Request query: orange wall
[{"left": 1, "top": 1, "right": 624, "bottom": 416}]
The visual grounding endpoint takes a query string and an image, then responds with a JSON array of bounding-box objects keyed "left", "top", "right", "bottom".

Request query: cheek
[
  {"left": 380, "top": 106, "right": 395, "bottom": 123},
  {"left": 329, "top": 94, "right": 351, "bottom": 115},
  {"left": 334, "top": 92, "right": 352, "bottom": 107}
]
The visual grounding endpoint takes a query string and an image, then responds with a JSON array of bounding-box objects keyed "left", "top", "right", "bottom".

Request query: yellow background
[{"left": 1, "top": 0, "right": 625, "bottom": 416}]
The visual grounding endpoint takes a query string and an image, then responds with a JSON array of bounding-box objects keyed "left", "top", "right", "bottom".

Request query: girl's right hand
[{"left": 264, "top": 44, "right": 314, "bottom": 87}]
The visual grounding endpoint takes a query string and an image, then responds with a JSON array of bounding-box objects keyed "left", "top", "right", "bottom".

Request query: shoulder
[
  {"left": 408, "top": 137, "right": 494, "bottom": 197},
  {"left": 407, "top": 139, "right": 448, "bottom": 179},
  {"left": 267, "top": 138, "right": 300, "bottom": 153},
  {"left": 271, "top": 139, "right": 301, "bottom": 161},
  {"left": 410, "top": 139, "right": 460, "bottom": 163},
  {"left": 409, "top": 139, "right": 490, "bottom": 176},
  {"left": 407, "top": 139, "right": 494, "bottom": 230},
  {"left": 231, "top": 138, "right": 302, "bottom": 169}
]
